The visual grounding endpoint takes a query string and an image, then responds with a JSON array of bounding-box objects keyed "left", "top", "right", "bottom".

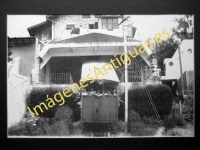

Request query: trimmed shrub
[
  {"left": 53, "top": 105, "right": 73, "bottom": 125},
  {"left": 27, "top": 85, "right": 80, "bottom": 120},
  {"left": 128, "top": 110, "right": 141, "bottom": 122},
  {"left": 120, "top": 84, "right": 173, "bottom": 118}
]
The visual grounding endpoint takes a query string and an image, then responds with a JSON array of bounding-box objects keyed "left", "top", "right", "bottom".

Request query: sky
[{"left": 7, "top": 15, "right": 180, "bottom": 41}]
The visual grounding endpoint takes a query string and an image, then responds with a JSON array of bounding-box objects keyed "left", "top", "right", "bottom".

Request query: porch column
[{"left": 45, "top": 62, "right": 50, "bottom": 84}]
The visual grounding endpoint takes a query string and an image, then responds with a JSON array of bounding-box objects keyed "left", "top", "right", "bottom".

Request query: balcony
[
  {"left": 31, "top": 73, "right": 73, "bottom": 85},
  {"left": 49, "top": 73, "right": 73, "bottom": 84}
]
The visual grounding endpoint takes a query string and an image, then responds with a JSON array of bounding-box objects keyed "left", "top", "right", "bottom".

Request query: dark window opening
[
  {"left": 89, "top": 22, "right": 98, "bottom": 29},
  {"left": 102, "top": 18, "right": 118, "bottom": 30},
  {"left": 66, "top": 24, "right": 75, "bottom": 30},
  {"left": 169, "top": 61, "right": 173, "bottom": 66}
]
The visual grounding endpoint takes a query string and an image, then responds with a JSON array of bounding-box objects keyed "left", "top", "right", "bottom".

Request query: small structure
[
  {"left": 80, "top": 62, "right": 120, "bottom": 123},
  {"left": 160, "top": 39, "right": 194, "bottom": 97}
]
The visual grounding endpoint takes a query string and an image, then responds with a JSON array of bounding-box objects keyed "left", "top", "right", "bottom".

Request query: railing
[
  {"left": 30, "top": 73, "right": 72, "bottom": 84},
  {"left": 49, "top": 73, "right": 72, "bottom": 84},
  {"left": 159, "top": 71, "right": 165, "bottom": 76}
]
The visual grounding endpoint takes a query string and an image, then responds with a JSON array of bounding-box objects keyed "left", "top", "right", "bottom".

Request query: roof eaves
[{"left": 27, "top": 21, "right": 48, "bottom": 30}]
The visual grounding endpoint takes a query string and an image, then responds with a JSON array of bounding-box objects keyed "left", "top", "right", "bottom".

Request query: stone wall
[
  {"left": 52, "top": 15, "right": 133, "bottom": 40},
  {"left": 53, "top": 15, "right": 98, "bottom": 40}
]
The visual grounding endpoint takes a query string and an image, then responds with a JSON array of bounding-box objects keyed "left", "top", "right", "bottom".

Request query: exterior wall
[
  {"left": 177, "top": 70, "right": 194, "bottom": 94},
  {"left": 162, "top": 58, "right": 181, "bottom": 80},
  {"left": 35, "top": 21, "right": 52, "bottom": 42},
  {"left": 11, "top": 43, "right": 36, "bottom": 78},
  {"left": 52, "top": 15, "right": 125, "bottom": 40},
  {"left": 161, "top": 39, "right": 194, "bottom": 94},
  {"left": 172, "top": 39, "right": 194, "bottom": 73},
  {"left": 161, "top": 39, "right": 194, "bottom": 80},
  {"left": 8, "top": 60, "right": 29, "bottom": 128}
]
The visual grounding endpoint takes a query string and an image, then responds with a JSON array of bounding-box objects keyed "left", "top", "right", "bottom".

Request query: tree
[
  {"left": 172, "top": 15, "right": 193, "bottom": 41},
  {"left": 148, "top": 15, "right": 193, "bottom": 70}
]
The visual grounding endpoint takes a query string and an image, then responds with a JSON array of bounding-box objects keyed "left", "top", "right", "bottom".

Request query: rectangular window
[
  {"left": 89, "top": 22, "right": 98, "bottom": 29},
  {"left": 101, "top": 18, "right": 119, "bottom": 30},
  {"left": 66, "top": 24, "right": 75, "bottom": 30},
  {"left": 89, "top": 24, "right": 95, "bottom": 29},
  {"left": 82, "top": 15, "right": 90, "bottom": 18}
]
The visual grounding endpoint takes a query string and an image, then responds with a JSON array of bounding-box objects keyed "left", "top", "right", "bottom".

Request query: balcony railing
[
  {"left": 30, "top": 73, "right": 73, "bottom": 85},
  {"left": 49, "top": 73, "right": 72, "bottom": 84}
]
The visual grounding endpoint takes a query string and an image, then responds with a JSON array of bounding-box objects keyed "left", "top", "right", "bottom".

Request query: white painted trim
[{"left": 38, "top": 41, "right": 141, "bottom": 58}]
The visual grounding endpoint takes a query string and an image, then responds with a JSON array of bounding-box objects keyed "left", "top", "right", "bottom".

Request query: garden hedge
[
  {"left": 119, "top": 84, "right": 173, "bottom": 119},
  {"left": 27, "top": 85, "right": 80, "bottom": 120}
]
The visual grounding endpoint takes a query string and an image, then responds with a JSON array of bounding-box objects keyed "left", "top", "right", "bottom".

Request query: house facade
[{"left": 25, "top": 15, "right": 151, "bottom": 89}]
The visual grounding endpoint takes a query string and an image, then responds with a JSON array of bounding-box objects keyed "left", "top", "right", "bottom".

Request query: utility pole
[
  {"left": 124, "top": 26, "right": 128, "bottom": 134},
  {"left": 178, "top": 43, "right": 183, "bottom": 116}
]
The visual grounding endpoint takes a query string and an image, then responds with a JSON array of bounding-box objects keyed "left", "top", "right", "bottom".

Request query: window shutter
[{"left": 95, "top": 22, "right": 98, "bottom": 29}]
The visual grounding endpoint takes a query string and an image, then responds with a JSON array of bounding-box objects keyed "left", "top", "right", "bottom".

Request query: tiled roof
[{"left": 8, "top": 37, "right": 36, "bottom": 43}]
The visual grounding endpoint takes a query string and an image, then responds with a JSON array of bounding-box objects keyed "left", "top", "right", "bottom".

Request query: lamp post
[
  {"left": 124, "top": 26, "right": 128, "bottom": 134},
  {"left": 118, "top": 16, "right": 129, "bottom": 134}
]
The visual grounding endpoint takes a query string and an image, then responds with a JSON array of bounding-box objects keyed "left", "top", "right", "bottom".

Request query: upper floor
[{"left": 27, "top": 15, "right": 136, "bottom": 43}]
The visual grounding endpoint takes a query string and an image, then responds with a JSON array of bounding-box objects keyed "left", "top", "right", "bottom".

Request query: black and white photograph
[{"left": 7, "top": 14, "right": 194, "bottom": 137}]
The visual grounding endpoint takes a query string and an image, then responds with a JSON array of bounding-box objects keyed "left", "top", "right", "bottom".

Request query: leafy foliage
[
  {"left": 172, "top": 15, "right": 193, "bottom": 40},
  {"left": 182, "top": 95, "right": 193, "bottom": 123},
  {"left": 27, "top": 85, "right": 80, "bottom": 120},
  {"left": 148, "top": 15, "right": 193, "bottom": 70},
  {"left": 8, "top": 121, "right": 46, "bottom": 136},
  {"left": 120, "top": 84, "right": 173, "bottom": 119}
]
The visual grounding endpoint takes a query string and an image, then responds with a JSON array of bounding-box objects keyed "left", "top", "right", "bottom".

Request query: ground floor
[{"left": 32, "top": 55, "right": 147, "bottom": 86}]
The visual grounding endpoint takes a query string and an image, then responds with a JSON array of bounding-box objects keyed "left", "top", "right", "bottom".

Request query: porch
[{"left": 31, "top": 55, "right": 145, "bottom": 85}]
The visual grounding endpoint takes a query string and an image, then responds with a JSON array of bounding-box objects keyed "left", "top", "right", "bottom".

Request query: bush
[
  {"left": 120, "top": 84, "right": 173, "bottom": 118},
  {"left": 53, "top": 105, "right": 73, "bottom": 125},
  {"left": 45, "top": 120, "right": 71, "bottom": 136},
  {"left": 8, "top": 121, "right": 46, "bottom": 136},
  {"left": 163, "top": 115, "right": 187, "bottom": 130},
  {"left": 182, "top": 95, "right": 193, "bottom": 123},
  {"left": 44, "top": 105, "right": 73, "bottom": 136},
  {"left": 27, "top": 85, "right": 80, "bottom": 120},
  {"left": 128, "top": 110, "right": 141, "bottom": 122},
  {"left": 142, "top": 116, "right": 160, "bottom": 128},
  {"left": 128, "top": 122, "right": 146, "bottom": 136}
]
